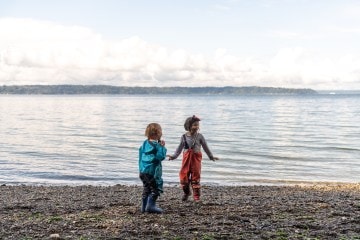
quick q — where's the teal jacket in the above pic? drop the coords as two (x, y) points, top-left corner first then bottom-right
(139, 140), (167, 192)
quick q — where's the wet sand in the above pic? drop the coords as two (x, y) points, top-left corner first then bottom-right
(0, 183), (359, 239)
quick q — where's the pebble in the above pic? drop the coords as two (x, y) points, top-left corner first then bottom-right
(49, 233), (60, 239)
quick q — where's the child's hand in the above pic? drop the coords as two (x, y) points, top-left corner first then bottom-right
(211, 157), (219, 161)
(167, 155), (174, 161)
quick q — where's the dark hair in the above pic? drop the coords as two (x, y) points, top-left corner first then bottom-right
(184, 115), (201, 131)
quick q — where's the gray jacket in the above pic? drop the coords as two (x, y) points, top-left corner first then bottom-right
(170, 133), (214, 160)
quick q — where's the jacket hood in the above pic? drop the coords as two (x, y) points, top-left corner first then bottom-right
(142, 140), (157, 154)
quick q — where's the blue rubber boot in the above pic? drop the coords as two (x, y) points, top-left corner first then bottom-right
(141, 196), (148, 213)
(145, 195), (163, 214)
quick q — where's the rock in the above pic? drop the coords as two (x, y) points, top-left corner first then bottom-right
(49, 233), (60, 239)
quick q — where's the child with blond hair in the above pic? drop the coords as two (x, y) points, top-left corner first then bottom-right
(139, 123), (167, 213)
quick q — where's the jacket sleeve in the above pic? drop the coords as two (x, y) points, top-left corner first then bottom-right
(199, 134), (214, 160)
(155, 144), (167, 161)
(170, 136), (185, 159)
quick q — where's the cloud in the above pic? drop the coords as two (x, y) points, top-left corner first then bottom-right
(341, 3), (360, 20)
(268, 30), (324, 41)
(0, 18), (360, 90)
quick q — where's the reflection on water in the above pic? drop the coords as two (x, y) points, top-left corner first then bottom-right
(0, 94), (359, 186)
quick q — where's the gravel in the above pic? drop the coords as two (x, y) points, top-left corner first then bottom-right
(1, 183), (359, 239)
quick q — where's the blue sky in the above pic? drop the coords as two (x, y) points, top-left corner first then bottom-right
(1, 0), (360, 90)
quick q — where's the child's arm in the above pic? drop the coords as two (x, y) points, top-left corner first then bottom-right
(200, 134), (219, 161)
(167, 135), (185, 160)
(155, 144), (167, 161)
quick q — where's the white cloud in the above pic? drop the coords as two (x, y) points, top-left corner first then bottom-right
(330, 27), (360, 34)
(268, 30), (324, 40)
(1, 18), (360, 90)
(341, 3), (360, 20)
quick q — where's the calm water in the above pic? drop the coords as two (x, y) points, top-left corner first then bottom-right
(0, 94), (359, 186)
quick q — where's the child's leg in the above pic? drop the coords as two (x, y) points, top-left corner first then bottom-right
(139, 173), (151, 213)
(191, 182), (201, 201)
(140, 173), (163, 213)
(190, 153), (202, 201)
(179, 151), (192, 201)
(180, 178), (191, 201)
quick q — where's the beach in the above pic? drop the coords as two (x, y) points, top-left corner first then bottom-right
(1, 184), (359, 239)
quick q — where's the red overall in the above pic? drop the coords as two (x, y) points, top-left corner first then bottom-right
(179, 149), (202, 189)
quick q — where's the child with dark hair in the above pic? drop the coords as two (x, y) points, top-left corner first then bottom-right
(168, 115), (219, 201)
(139, 123), (167, 213)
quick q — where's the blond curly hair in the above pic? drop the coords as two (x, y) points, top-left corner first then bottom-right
(145, 123), (162, 139)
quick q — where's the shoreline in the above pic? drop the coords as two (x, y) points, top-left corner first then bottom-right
(2, 179), (358, 187)
(1, 183), (359, 239)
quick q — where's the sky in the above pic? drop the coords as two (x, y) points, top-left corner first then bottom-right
(1, 0), (360, 90)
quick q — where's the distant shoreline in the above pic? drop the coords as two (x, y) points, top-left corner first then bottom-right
(0, 85), (318, 95)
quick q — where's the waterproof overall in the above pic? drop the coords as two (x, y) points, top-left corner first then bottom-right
(179, 134), (202, 200)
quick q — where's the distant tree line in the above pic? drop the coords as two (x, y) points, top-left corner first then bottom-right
(0, 85), (318, 95)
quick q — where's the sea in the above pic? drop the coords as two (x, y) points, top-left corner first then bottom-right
(0, 94), (359, 186)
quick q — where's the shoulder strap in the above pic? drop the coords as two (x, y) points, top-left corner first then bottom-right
(190, 133), (199, 149)
(183, 133), (198, 149)
(183, 134), (189, 149)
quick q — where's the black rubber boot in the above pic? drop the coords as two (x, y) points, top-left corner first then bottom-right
(141, 196), (148, 213)
(145, 195), (163, 214)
